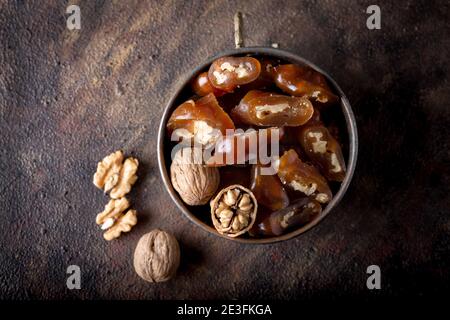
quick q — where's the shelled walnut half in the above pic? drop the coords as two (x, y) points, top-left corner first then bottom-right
(93, 150), (139, 199)
(96, 197), (137, 241)
(210, 185), (258, 238)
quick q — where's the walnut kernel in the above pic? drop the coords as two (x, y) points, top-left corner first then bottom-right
(93, 151), (139, 199)
(96, 198), (137, 241)
(109, 157), (139, 199)
(93, 150), (123, 192)
(103, 209), (137, 241)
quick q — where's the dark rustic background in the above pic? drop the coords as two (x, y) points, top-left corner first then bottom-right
(0, 0), (448, 300)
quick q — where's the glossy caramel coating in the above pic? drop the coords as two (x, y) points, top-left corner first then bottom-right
(231, 90), (314, 127)
(206, 127), (284, 166)
(251, 198), (322, 237)
(274, 64), (338, 104)
(208, 56), (261, 92)
(297, 125), (346, 181)
(251, 163), (289, 211)
(277, 149), (332, 204)
(167, 93), (235, 146)
(192, 72), (226, 97)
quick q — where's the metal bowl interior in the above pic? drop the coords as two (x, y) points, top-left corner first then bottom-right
(157, 47), (358, 244)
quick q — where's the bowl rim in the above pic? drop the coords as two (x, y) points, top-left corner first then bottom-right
(157, 46), (358, 244)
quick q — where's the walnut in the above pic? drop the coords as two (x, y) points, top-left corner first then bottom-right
(170, 148), (220, 206)
(93, 150), (123, 192)
(210, 184), (258, 237)
(93, 150), (139, 199)
(133, 229), (180, 283)
(96, 198), (137, 241)
(103, 209), (137, 241)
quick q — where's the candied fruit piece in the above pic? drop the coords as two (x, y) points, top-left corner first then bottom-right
(206, 127), (284, 167)
(277, 149), (332, 203)
(274, 64), (338, 104)
(231, 90), (313, 127)
(250, 163), (289, 211)
(208, 56), (261, 92)
(167, 93), (235, 146)
(297, 125), (346, 181)
(251, 198), (322, 236)
(192, 72), (226, 97)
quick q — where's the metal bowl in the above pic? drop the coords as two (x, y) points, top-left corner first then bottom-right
(157, 47), (358, 244)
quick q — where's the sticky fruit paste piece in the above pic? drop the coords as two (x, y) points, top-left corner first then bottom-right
(273, 64), (338, 104)
(277, 149), (332, 204)
(208, 56), (261, 92)
(231, 90), (314, 127)
(167, 93), (235, 147)
(191, 71), (227, 97)
(251, 197), (322, 237)
(297, 125), (346, 182)
(250, 163), (289, 211)
(206, 127), (284, 167)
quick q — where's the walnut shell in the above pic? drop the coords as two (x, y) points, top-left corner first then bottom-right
(133, 229), (180, 283)
(210, 184), (258, 238)
(170, 148), (220, 206)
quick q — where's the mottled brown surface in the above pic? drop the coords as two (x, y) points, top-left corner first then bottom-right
(0, 0), (449, 300)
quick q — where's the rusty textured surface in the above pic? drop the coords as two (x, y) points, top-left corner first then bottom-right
(0, 0), (449, 300)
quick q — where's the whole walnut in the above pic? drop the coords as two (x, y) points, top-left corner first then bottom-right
(170, 148), (220, 206)
(133, 229), (180, 283)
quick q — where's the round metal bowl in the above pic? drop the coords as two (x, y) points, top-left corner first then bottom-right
(157, 47), (358, 244)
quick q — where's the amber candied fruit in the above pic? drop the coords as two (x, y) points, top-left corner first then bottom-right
(206, 127), (284, 166)
(277, 149), (332, 204)
(251, 197), (322, 237)
(250, 163), (289, 211)
(191, 72), (226, 97)
(231, 90), (314, 127)
(167, 93), (235, 146)
(208, 56), (261, 92)
(297, 125), (346, 181)
(274, 64), (338, 104)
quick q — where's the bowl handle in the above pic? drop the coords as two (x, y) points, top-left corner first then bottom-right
(234, 12), (244, 49)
